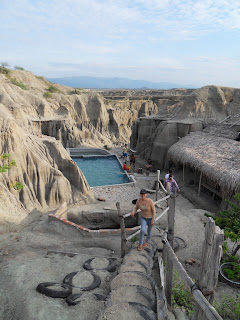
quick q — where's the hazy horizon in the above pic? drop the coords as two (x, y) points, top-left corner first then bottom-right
(1, 0), (240, 88)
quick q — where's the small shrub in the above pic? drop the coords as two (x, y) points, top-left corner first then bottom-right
(0, 66), (11, 75)
(43, 91), (52, 99)
(14, 66), (24, 70)
(9, 78), (28, 90)
(0, 154), (24, 191)
(214, 294), (240, 320)
(0, 154), (16, 172)
(130, 235), (139, 243)
(104, 145), (111, 150)
(9, 181), (24, 191)
(223, 263), (240, 281)
(48, 85), (59, 93)
(172, 270), (195, 316)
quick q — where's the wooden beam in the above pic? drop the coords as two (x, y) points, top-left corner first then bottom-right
(157, 254), (168, 320)
(165, 193), (176, 308)
(116, 202), (127, 258)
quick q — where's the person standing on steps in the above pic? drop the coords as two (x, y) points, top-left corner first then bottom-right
(145, 158), (152, 181)
(166, 174), (180, 194)
(131, 189), (156, 251)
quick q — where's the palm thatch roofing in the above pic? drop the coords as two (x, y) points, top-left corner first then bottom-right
(168, 131), (240, 194)
(203, 123), (239, 140)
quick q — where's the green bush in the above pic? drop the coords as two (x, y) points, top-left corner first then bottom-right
(0, 66), (11, 75)
(205, 193), (240, 258)
(14, 66), (24, 70)
(130, 235), (139, 243)
(48, 85), (59, 93)
(43, 91), (52, 99)
(0, 154), (24, 191)
(9, 78), (28, 90)
(214, 294), (240, 319)
(172, 270), (195, 316)
(9, 181), (24, 191)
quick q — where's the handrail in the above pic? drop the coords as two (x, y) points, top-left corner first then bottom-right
(162, 233), (223, 320)
(123, 195), (170, 219)
(125, 207), (169, 241)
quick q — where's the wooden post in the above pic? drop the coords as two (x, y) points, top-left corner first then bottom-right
(165, 185), (176, 309)
(198, 172), (203, 196)
(157, 253), (168, 320)
(156, 170), (160, 201)
(116, 202), (127, 258)
(193, 218), (224, 320)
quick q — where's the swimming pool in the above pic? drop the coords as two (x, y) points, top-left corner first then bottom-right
(73, 155), (130, 187)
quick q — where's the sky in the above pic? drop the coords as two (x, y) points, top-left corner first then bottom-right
(1, 0), (240, 88)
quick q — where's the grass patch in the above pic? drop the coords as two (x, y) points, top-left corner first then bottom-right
(130, 234), (139, 243)
(43, 91), (52, 99)
(214, 294), (240, 320)
(47, 85), (60, 93)
(9, 78), (28, 90)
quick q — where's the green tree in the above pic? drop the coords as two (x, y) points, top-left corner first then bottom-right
(208, 193), (240, 257)
(14, 66), (24, 70)
(1, 61), (9, 68)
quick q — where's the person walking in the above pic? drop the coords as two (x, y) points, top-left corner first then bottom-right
(166, 174), (180, 194)
(131, 189), (156, 251)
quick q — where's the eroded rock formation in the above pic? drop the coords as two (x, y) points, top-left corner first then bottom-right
(0, 70), (159, 230)
(130, 86), (240, 169)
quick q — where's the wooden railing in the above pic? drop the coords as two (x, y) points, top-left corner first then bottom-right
(118, 169), (224, 320)
(160, 193), (224, 320)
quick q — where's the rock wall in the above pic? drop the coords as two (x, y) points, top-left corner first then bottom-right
(131, 119), (203, 170)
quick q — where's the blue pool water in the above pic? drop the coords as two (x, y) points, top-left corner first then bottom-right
(73, 155), (129, 187)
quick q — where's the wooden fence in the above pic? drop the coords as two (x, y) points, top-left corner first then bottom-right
(119, 170), (224, 320)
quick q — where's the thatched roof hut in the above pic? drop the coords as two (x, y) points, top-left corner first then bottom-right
(203, 123), (239, 140)
(168, 131), (240, 195)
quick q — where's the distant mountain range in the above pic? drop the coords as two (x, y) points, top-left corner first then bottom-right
(47, 76), (191, 89)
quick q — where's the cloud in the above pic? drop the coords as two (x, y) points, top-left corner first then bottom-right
(2, 0), (240, 41)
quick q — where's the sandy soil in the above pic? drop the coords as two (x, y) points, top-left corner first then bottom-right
(0, 167), (238, 320)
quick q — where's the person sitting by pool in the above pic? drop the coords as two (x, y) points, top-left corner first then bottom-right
(123, 161), (129, 171)
(131, 189), (156, 251)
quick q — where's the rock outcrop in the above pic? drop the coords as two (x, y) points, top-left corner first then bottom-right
(130, 86), (240, 170)
(0, 69), (158, 230)
(0, 117), (93, 232)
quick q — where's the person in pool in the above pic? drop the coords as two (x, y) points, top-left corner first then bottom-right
(131, 189), (156, 251)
